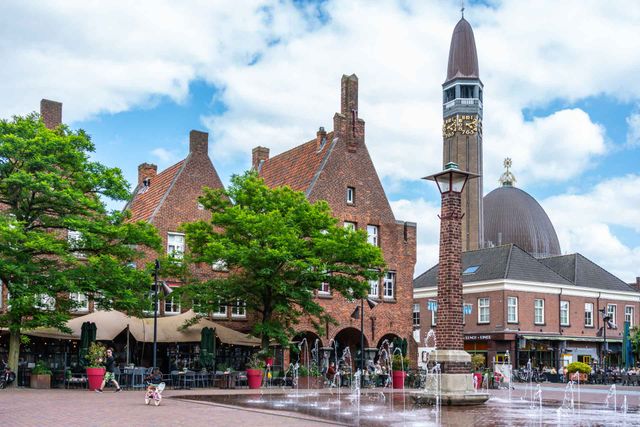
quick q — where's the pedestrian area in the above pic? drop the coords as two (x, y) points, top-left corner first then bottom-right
(0, 388), (337, 427)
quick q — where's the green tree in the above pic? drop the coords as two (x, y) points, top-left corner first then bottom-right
(0, 113), (161, 374)
(179, 171), (385, 350)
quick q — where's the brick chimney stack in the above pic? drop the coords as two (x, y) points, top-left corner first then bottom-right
(252, 146), (270, 171)
(632, 277), (640, 292)
(316, 127), (327, 150)
(334, 74), (364, 153)
(189, 130), (208, 156)
(40, 99), (62, 129)
(138, 163), (157, 186)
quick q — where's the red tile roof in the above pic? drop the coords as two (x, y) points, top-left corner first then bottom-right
(259, 132), (334, 193)
(126, 160), (185, 222)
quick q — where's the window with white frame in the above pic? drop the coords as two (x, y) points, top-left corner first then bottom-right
(534, 299), (545, 324)
(231, 299), (246, 318)
(607, 304), (617, 325)
(507, 297), (518, 323)
(344, 221), (356, 231)
(319, 281), (330, 295)
(38, 294), (55, 311)
(212, 259), (228, 271)
(368, 278), (379, 298)
(560, 300), (570, 326)
(478, 297), (490, 323)
(346, 187), (355, 204)
(147, 290), (159, 313)
(367, 225), (379, 246)
(213, 300), (227, 318)
(167, 232), (185, 258)
(192, 299), (206, 315)
(164, 296), (181, 315)
(383, 271), (395, 299)
(584, 303), (594, 327)
(412, 303), (420, 327)
(625, 306), (634, 327)
(70, 292), (89, 312)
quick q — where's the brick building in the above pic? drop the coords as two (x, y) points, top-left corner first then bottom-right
(253, 74), (417, 359)
(123, 130), (258, 328)
(413, 244), (640, 370)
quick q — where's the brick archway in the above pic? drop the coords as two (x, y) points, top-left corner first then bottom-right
(334, 327), (368, 369)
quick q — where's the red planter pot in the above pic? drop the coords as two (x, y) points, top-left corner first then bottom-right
(86, 367), (105, 391)
(392, 370), (406, 389)
(473, 373), (483, 389)
(246, 369), (263, 389)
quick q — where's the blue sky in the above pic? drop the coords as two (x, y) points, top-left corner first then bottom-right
(1, 0), (639, 281)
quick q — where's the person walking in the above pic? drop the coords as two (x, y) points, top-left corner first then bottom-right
(95, 348), (122, 393)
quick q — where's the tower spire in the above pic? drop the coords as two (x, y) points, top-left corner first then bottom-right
(461, 0), (465, 18)
(499, 158), (517, 187)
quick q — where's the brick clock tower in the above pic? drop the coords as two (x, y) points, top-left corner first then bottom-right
(442, 16), (484, 252)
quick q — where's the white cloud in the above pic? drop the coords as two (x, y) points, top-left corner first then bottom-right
(544, 174), (640, 281)
(1, 0), (640, 281)
(151, 147), (180, 165)
(627, 109), (640, 147)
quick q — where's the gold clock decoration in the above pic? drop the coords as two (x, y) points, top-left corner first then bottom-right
(442, 114), (480, 138)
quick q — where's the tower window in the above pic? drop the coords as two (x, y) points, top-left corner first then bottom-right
(444, 87), (455, 103)
(347, 187), (355, 204)
(460, 85), (474, 98)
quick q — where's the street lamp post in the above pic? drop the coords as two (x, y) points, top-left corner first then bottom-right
(152, 259), (172, 370)
(599, 308), (614, 383)
(351, 297), (378, 376)
(420, 162), (488, 404)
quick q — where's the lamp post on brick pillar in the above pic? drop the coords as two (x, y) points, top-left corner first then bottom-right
(421, 162), (488, 405)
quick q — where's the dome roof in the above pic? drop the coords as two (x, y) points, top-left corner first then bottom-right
(446, 18), (480, 83)
(483, 186), (561, 258)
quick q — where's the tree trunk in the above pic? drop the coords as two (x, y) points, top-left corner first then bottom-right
(8, 329), (20, 387)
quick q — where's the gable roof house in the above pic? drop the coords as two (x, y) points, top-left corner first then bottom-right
(252, 74), (417, 355)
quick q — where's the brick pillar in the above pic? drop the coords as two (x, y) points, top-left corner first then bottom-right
(334, 74), (364, 153)
(437, 190), (467, 373)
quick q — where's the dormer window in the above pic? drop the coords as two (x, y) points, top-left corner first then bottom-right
(347, 187), (355, 204)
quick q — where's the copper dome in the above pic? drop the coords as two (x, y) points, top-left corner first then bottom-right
(483, 186), (561, 258)
(445, 18), (480, 83)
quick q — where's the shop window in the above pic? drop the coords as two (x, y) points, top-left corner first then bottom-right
(578, 355), (592, 365)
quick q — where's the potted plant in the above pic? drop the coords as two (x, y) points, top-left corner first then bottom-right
(246, 354), (264, 389)
(85, 342), (106, 391)
(391, 354), (410, 389)
(471, 354), (486, 389)
(297, 364), (322, 389)
(259, 349), (275, 367)
(566, 361), (591, 383)
(30, 361), (52, 389)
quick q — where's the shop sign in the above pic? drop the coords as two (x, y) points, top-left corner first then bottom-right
(464, 335), (491, 341)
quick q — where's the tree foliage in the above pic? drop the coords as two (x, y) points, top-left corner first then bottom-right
(0, 113), (161, 370)
(179, 171), (385, 349)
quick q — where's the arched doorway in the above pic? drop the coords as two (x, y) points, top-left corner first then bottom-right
(334, 327), (369, 370)
(291, 331), (322, 366)
(376, 333), (402, 366)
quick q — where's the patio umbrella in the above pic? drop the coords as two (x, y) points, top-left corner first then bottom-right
(200, 327), (215, 369)
(79, 322), (90, 367)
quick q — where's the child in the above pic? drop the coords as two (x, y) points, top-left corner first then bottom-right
(144, 368), (164, 404)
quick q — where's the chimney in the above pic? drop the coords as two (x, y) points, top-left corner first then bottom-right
(252, 146), (270, 171)
(340, 74), (358, 115)
(189, 130), (208, 155)
(40, 99), (62, 129)
(316, 127), (327, 150)
(138, 163), (157, 186)
(632, 277), (640, 292)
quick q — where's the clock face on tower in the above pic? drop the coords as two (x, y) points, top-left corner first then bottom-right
(442, 114), (481, 138)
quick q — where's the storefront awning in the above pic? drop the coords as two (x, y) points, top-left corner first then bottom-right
(19, 310), (261, 347)
(521, 334), (622, 343)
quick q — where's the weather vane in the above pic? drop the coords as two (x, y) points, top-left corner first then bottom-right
(461, 0), (465, 18)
